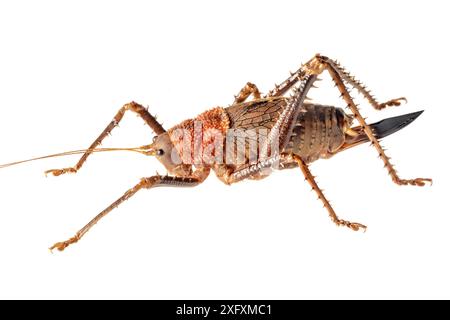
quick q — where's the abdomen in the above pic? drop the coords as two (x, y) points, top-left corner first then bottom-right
(286, 104), (347, 162)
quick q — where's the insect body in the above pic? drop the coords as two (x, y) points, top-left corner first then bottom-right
(226, 99), (353, 165)
(1, 54), (432, 251)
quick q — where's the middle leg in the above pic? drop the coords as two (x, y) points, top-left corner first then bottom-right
(233, 82), (262, 104)
(213, 154), (365, 231)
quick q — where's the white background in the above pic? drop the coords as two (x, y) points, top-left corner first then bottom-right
(0, 0), (448, 299)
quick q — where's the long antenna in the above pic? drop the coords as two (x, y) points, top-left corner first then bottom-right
(0, 146), (153, 170)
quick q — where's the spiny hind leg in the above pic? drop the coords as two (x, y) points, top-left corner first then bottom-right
(293, 155), (366, 231)
(266, 65), (310, 97)
(266, 53), (405, 105)
(233, 82), (262, 104)
(308, 54), (407, 110)
(45, 101), (165, 177)
(236, 64), (308, 99)
(303, 54), (431, 186)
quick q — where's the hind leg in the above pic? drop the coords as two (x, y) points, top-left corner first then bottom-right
(303, 54), (431, 186)
(316, 55), (407, 110)
(267, 54), (406, 110)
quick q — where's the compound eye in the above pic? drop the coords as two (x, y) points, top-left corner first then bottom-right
(156, 149), (164, 156)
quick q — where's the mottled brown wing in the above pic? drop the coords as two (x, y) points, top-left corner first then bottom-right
(225, 97), (288, 131)
(224, 97), (289, 168)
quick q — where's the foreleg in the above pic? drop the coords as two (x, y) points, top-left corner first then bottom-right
(45, 101), (165, 176)
(50, 168), (209, 251)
